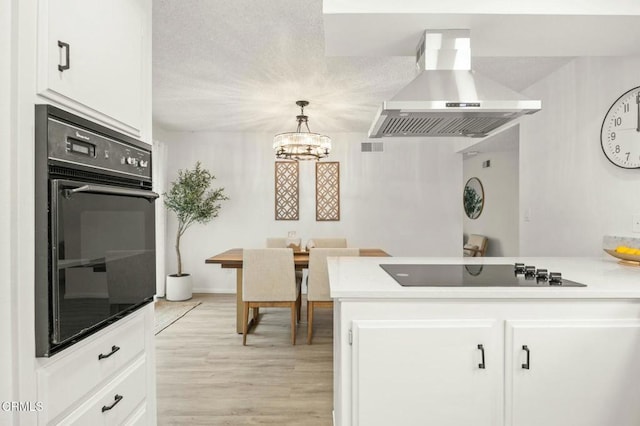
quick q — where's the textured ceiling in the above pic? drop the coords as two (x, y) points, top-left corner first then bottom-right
(152, 1), (573, 133)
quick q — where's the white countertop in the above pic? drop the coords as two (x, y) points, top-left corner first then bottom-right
(328, 256), (640, 299)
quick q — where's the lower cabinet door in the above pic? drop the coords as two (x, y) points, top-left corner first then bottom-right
(506, 319), (640, 426)
(351, 319), (500, 426)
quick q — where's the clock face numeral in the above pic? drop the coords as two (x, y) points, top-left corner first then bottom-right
(600, 86), (640, 169)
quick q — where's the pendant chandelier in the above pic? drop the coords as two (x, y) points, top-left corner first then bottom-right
(273, 100), (331, 160)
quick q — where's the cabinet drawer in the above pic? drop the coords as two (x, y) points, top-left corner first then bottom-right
(123, 405), (148, 426)
(38, 312), (145, 422)
(56, 358), (147, 426)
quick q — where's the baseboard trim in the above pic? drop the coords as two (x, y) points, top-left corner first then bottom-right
(191, 288), (310, 295)
(192, 288), (235, 294)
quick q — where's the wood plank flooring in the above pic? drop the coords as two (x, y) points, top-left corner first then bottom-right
(155, 294), (334, 425)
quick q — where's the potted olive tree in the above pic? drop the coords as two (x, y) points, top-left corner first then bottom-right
(164, 162), (228, 301)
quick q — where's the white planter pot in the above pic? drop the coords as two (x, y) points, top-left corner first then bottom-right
(166, 274), (192, 301)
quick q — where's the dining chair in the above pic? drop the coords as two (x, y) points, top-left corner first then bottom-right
(266, 238), (303, 279)
(266, 237), (287, 248)
(307, 247), (359, 344)
(242, 248), (302, 345)
(307, 238), (347, 249)
(266, 237), (301, 249)
(463, 234), (488, 257)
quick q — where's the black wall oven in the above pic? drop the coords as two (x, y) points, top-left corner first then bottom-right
(35, 105), (157, 357)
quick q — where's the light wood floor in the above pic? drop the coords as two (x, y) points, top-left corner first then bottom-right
(155, 293), (334, 425)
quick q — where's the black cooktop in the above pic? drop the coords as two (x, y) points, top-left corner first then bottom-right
(380, 264), (587, 287)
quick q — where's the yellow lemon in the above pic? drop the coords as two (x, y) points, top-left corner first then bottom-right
(615, 245), (629, 253)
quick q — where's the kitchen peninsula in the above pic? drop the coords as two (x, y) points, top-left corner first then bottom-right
(329, 256), (640, 426)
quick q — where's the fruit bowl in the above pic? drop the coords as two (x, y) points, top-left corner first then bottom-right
(603, 248), (640, 266)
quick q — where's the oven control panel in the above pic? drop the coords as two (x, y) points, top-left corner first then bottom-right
(47, 118), (151, 180)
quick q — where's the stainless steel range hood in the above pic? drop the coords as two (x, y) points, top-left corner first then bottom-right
(368, 30), (541, 138)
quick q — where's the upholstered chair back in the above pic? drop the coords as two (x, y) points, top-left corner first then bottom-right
(308, 248), (359, 302)
(243, 249), (297, 301)
(464, 234), (488, 257)
(308, 238), (347, 249)
(267, 237), (301, 250)
(266, 238), (287, 248)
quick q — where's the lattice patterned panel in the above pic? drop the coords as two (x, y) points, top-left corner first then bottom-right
(316, 161), (340, 221)
(275, 161), (299, 220)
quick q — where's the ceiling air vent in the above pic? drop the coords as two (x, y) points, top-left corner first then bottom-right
(361, 142), (384, 152)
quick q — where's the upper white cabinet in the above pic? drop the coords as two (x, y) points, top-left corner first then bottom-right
(37, 0), (147, 137)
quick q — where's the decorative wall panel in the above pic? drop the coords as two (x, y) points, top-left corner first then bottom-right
(275, 161), (299, 220)
(316, 161), (340, 221)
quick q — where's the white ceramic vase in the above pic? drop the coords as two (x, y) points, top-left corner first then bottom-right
(166, 274), (192, 301)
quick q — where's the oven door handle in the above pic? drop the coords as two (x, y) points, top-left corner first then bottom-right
(64, 184), (159, 200)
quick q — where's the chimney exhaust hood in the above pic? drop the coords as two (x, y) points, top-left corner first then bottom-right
(368, 30), (541, 138)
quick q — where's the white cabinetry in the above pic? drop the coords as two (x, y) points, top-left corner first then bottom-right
(352, 319), (500, 426)
(56, 359), (147, 426)
(335, 300), (640, 426)
(37, 0), (148, 137)
(36, 304), (156, 425)
(506, 320), (640, 426)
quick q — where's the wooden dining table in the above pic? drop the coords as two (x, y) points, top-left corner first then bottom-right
(205, 248), (390, 333)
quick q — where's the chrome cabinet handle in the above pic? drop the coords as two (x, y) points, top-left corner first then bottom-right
(522, 345), (530, 370)
(58, 41), (70, 72)
(477, 344), (486, 369)
(64, 184), (159, 200)
(98, 345), (120, 360)
(101, 394), (123, 412)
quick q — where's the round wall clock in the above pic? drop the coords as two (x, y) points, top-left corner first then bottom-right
(600, 86), (640, 169)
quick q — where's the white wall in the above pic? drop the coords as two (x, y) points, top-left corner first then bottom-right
(519, 56), (640, 256)
(0, 0), (15, 417)
(152, 126), (170, 296)
(463, 130), (519, 256)
(159, 131), (463, 292)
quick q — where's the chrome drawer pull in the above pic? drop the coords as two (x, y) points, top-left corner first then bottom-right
(98, 345), (120, 360)
(101, 394), (123, 412)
